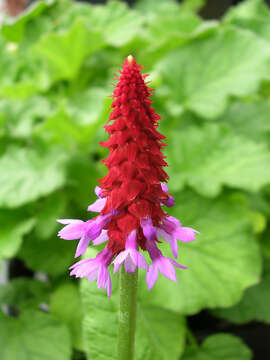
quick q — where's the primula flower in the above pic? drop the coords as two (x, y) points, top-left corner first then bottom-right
(57, 55), (199, 296)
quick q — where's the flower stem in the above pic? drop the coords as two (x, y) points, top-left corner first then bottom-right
(118, 267), (138, 360)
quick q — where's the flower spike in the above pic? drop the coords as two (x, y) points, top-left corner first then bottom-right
(57, 56), (198, 296)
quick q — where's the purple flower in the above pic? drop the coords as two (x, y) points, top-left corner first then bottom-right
(158, 216), (199, 258)
(113, 230), (148, 273)
(146, 240), (187, 290)
(141, 217), (157, 241)
(161, 183), (175, 208)
(57, 214), (111, 258)
(70, 246), (113, 296)
(87, 197), (106, 212)
(57, 219), (92, 258)
(84, 214), (111, 241)
(93, 230), (109, 246)
(95, 186), (104, 198)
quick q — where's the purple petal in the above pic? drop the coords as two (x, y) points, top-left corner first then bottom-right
(57, 219), (82, 225)
(175, 227), (199, 242)
(171, 259), (188, 270)
(58, 220), (86, 240)
(158, 258), (177, 282)
(141, 217), (157, 241)
(169, 237), (178, 259)
(135, 252), (148, 271)
(86, 214), (111, 240)
(95, 186), (103, 198)
(113, 261), (122, 274)
(163, 196), (175, 208)
(125, 230), (137, 249)
(93, 230), (108, 245)
(161, 183), (168, 192)
(157, 228), (171, 242)
(146, 264), (159, 290)
(97, 266), (111, 297)
(75, 234), (90, 258)
(87, 198), (106, 212)
(124, 255), (137, 273)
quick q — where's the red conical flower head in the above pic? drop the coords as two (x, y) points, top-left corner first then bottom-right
(57, 56), (198, 296)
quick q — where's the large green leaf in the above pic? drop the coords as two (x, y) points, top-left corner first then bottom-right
(0, 209), (35, 259)
(19, 235), (76, 276)
(224, 0), (270, 42)
(87, 1), (143, 47)
(35, 19), (104, 81)
(0, 146), (67, 207)
(34, 192), (67, 240)
(81, 257), (186, 360)
(213, 259), (270, 324)
(139, 191), (261, 315)
(158, 26), (270, 118)
(182, 334), (252, 360)
(0, 310), (71, 360)
(0, 96), (51, 139)
(1, 0), (55, 42)
(166, 124), (270, 196)
(50, 283), (84, 350)
(0, 278), (49, 309)
(216, 99), (270, 144)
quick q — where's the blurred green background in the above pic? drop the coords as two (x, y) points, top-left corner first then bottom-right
(0, 0), (270, 359)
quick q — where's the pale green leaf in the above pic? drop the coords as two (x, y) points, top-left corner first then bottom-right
(0, 310), (71, 360)
(35, 19), (104, 81)
(213, 259), (270, 324)
(0, 96), (51, 139)
(88, 1), (143, 46)
(19, 235), (76, 276)
(224, 0), (270, 42)
(158, 26), (270, 118)
(0, 146), (67, 207)
(50, 283), (84, 351)
(0, 209), (35, 259)
(139, 191), (261, 314)
(216, 99), (270, 144)
(182, 333), (252, 360)
(0, 278), (49, 309)
(1, 0), (55, 42)
(166, 124), (270, 196)
(34, 192), (66, 240)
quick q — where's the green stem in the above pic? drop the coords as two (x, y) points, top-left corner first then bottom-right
(118, 267), (138, 360)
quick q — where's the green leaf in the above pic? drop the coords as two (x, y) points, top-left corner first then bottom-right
(35, 19), (104, 81)
(181, 0), (206, 12)
(34, 192), (67, 240)
(0, 310), (71, 360)
(135, 0), (180, 17)
(182, 333), (252, 360)
(224, 0), (270, 42)
(158, 26), (270, 118)
(166, 124), (270, 196)
(0, 278), (49, 309)
(19, 235), (76, 276)
(0, 96), (51, 139)
(50, 283), (84, 351)
(0, 209), (35, 259)
(0, 146), (67, 207)
(213, 259), (270, 324)
(1, 0), (55, 42)
(87, 1), (143, 46)
(216, 99), (270, 144)
(139, 191), (261, 315)
(81, 259), (186, 360)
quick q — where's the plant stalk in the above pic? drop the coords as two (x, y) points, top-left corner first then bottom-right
(117, 267), (138, 360)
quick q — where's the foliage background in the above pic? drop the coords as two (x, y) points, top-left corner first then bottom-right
(0, 0), (270, 359)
